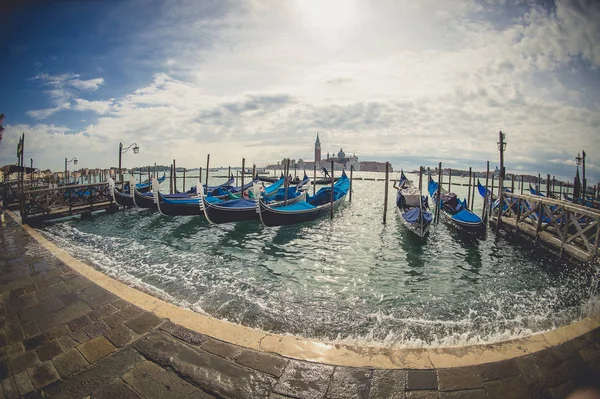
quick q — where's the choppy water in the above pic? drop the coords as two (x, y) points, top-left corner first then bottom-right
(38, 171), (600, 348)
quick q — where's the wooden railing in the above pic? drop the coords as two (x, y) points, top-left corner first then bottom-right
(493, 192), (600, 262)
(19, 182), (114, 224)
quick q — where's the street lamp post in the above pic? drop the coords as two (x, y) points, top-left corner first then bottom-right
(65, 157), (78, 185)
(575, 153), (582, 203)
(118, 142), (140, 187)
(495, 131), (507, 236)
(30, 158), (33, 183)
(582, 150), (586, 200)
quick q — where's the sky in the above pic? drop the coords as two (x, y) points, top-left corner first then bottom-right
(0, 0), (599, 183)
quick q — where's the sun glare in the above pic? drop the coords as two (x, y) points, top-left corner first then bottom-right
(298, 0), (357, 31)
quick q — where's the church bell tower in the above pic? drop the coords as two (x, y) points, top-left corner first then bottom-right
(315, 133), (321, 162)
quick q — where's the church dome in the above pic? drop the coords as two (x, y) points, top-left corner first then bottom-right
(337, 148), (345, 158)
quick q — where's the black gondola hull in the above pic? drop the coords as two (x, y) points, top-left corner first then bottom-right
(259, 197), (345, 226)
(205, 206), (258, 224)
(159, 200), (201, 216)
(114, 189), (134, 207)
(441, 210), (486, 233)
(133, 190), (157, 209)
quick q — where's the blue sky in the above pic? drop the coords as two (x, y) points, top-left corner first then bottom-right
(0, 0), (599, 183)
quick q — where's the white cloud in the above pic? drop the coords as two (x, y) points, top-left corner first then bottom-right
(28, 73), (105, 119)
(8, 0), (600, 182)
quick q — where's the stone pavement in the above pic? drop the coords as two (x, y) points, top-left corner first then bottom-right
(1, 216), (599, 399)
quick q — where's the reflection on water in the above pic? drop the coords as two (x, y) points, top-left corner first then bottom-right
(38, 174), (600, 348)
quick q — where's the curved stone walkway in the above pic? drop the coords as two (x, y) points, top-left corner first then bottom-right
(0, 215), (599, 398)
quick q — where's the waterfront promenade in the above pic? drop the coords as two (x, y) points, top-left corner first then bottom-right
(1, 215), (600, 398)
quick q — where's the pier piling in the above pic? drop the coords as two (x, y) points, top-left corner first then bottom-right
(241, 158), (245, 194)
(313, 165), (317, 195)
(436, 162), (442, 223)
(467, 167), (472, 210)
(205, 155), (210, 190)
(349, 165), (353, 202)
(382, 162), (389, 224)
(330, 160), (335, 220)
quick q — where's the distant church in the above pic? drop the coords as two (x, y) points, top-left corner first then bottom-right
(283, 133), (388, 172)
(313, 133), (360, 171)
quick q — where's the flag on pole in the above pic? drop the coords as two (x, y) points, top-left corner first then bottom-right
(573, 167), (581, 202)
(17, 136), (22, 158)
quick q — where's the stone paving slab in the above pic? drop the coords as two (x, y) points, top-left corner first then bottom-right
(1, 216), (600, 398)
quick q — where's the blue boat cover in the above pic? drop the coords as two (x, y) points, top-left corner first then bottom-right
(213, 198), (256, 208)
(428, 177), (439, 198)
(274, 202), (317, 212)
(295, 173), (310, 190)
(263, 178), (285, 195)
(451, 209), (482, 224)
(477, 180), (489, 199)
(398, 170), (408, 188)
(402, 207), (433, 224)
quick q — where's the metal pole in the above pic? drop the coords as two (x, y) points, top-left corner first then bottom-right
(582, 151), (586, 199)
(30, 158), (33, 183)
(64, 157), (67, 185)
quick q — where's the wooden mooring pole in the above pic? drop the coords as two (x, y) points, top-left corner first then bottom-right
(483, 161), (489, 221)
(169, 164), (173, 194)
(241, 158), (245, 193)
(284, 159), (290, 205)
(205, 155), (210, 190)
(183, 168), (186, 192)
(448, 168), (452, 192)
(173, 159), (177, 193)
(436, 162), (442, 223)
(349, 165), (353, 202)
(313, 164), (317, 195)
(546, 174), (551, 197)
(330, 160), (335, 220)
(383, 162), (390, 224)
(520, 175), (524, 195)
(467, 167), (472, 209)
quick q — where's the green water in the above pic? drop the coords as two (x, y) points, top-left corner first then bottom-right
(39, 171), (600, 347)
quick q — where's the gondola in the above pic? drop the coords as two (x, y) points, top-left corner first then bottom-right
(198, 174), (309, 224)
(395, 170), (432, 238)
(256, 171), (350, 227)
(123, 174), (166, 194)
(109, 178), (135, 207)
(429, 176), (485, 232)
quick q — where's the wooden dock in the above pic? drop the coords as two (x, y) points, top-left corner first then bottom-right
(19, 182), (117, 225)
(490, 191), (600, 262)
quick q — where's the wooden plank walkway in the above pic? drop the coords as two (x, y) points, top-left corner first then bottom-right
(490, 191), (600, 262)
(19, 183), (116, 225)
